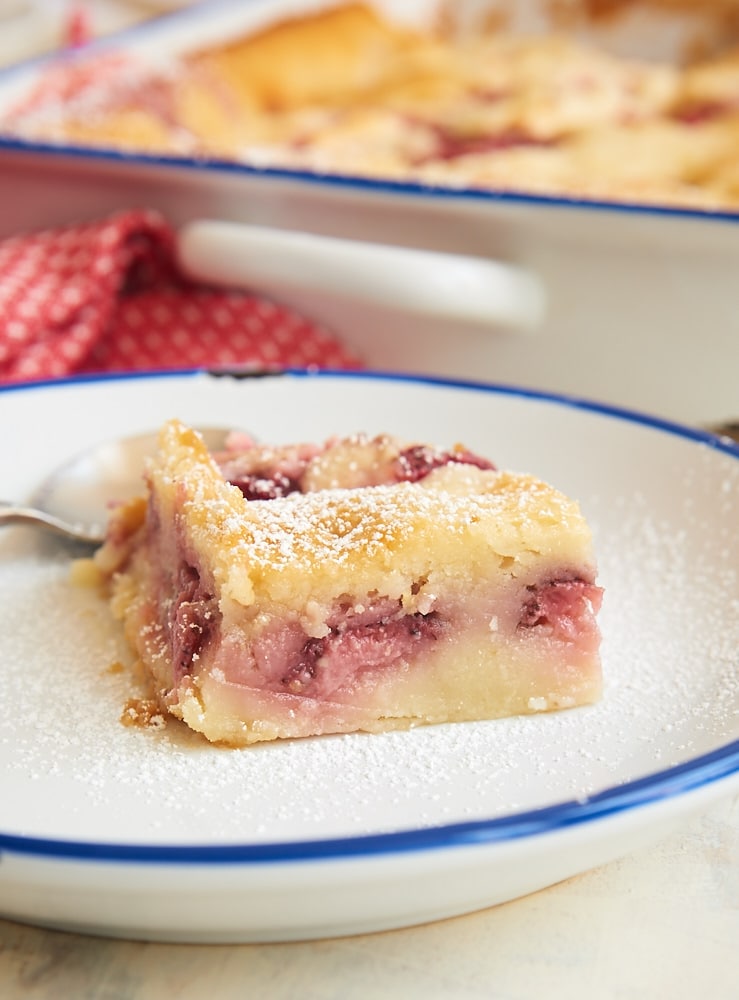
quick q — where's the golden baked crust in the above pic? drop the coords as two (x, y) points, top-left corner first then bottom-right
(188, 3), (427, 112)
(148, 421), (593, 612)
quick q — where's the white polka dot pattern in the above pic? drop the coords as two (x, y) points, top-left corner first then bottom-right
(0, 209), (362, 382)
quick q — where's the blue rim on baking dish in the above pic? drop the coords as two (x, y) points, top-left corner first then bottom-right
(0, 367), (737, 866)
(2, 0), (739, 226)
(3, 134), (739, 226)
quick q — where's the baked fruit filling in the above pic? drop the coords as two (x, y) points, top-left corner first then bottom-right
(95, 421), (603, 746)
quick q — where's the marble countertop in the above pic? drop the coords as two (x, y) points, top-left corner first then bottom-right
(2, 794), (737, 1000)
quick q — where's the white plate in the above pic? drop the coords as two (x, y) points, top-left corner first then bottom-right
(0, 370), (737, 943)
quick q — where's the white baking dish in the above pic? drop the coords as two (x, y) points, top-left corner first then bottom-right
(0, 0), (737, 427)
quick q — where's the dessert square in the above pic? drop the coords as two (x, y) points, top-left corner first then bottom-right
(94, 420), (603, 745)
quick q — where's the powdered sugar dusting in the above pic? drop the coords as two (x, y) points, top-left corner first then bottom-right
(206, 478), (565, 569)
(172, 423), (579, 585)
(1, 449), (737, 847)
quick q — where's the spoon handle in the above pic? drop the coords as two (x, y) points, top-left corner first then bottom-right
(0, 500), (101, 545)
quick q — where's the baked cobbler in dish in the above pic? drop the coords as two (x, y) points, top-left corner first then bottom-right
(5, 3), (739, 208)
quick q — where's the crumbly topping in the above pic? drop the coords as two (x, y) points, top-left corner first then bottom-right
(144, 420), (593, 609)
(120, 697), (167, 730)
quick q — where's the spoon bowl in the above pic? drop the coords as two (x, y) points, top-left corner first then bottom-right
(0, 427), (234, 545)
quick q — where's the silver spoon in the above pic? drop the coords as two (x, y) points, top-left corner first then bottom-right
(0, 427), (234, 546)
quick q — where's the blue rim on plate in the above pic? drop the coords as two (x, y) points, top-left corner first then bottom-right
(1, 368), (737, 866)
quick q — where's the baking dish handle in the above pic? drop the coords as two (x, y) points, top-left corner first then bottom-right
(176, 221), (545, 332)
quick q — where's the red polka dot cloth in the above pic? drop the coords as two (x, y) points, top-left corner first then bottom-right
(0, 209), (362, 383)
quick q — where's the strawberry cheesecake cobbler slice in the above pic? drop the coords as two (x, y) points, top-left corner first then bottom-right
(94, 420), (603, 746)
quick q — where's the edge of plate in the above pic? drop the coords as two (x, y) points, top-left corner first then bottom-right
(1, 367), (738, 457)
(1, 367), (738, 865)
(0, 739), (737, 863)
